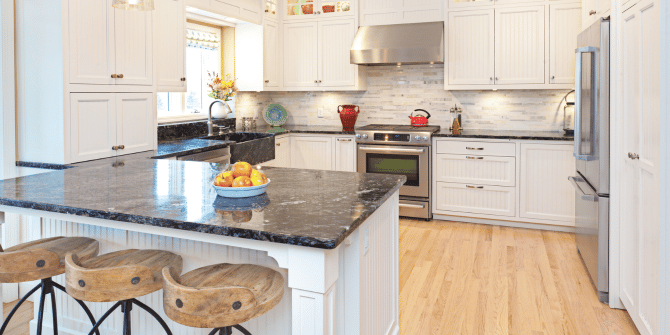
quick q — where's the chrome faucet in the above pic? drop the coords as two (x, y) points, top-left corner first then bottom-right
(208, 100), (224, 136)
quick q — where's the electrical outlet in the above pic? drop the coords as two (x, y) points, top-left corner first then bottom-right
(317, 108), (324, 118)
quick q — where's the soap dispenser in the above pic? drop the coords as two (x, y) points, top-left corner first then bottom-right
(450, 105), (463, 136)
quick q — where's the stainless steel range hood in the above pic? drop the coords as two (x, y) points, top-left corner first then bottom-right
(350, 22), (444, 66)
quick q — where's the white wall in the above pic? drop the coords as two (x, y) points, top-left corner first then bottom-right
(0, 0), (16, 180)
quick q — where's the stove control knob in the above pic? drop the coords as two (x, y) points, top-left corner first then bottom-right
(415, 135), (420, 140)
(355, 134), (361, 139)
(423, 136), (429, 141)
(362, 134), (368, 139)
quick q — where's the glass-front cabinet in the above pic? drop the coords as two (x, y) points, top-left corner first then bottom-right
(284, 0), (354, 20)
(265, 0), (278, 17)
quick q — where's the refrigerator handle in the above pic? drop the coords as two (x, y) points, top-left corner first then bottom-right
(569, 176), (599, 202)
(574, 46), (599, 161)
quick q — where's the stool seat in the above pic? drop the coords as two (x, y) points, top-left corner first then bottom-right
(163, 263), (284, 329)
(0, 236), (99, 283)
(65, 249), (183, 303)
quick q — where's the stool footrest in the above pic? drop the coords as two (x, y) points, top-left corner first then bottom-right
(210, 324), (253, 335)
(86, 298), (173, 335)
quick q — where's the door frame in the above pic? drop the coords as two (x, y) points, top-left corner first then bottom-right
(659, 0), (670, 333)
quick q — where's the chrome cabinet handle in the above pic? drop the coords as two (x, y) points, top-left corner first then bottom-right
(358, 146), (425, 154)
(399, 203), (425, 209)
(466, 156), (484, 160)
(466, 147), (484, 150)
(628, 152), (639, 160)
(112, 146), (119, 151)
(589, 10), (596, 15)
(574, 46), (599, 161)
(466, 185), (484, 189)
(337, 138), (352, 142)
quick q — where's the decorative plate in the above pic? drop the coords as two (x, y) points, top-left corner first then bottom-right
(263, 104), (288, 127)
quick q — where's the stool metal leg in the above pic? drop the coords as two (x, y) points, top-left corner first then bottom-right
(52, 281), (101, 335)
(121, 300), (132, 335)
(35, 281), (48, 335)
(131, 298), (173, 335)
(0, 282), (41, 334)
(87, 301), (123, 335)
(232, 325), (252, 335)
(208, 325), (252, 335)
(46, 279), (59, 335)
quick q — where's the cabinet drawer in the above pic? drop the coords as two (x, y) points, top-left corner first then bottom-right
(435, 182), (516, 217)
(435, 154), (516, 186)
(436, 140), (516, 156)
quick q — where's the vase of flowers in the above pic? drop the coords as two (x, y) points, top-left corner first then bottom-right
(207, 72), (237, 119)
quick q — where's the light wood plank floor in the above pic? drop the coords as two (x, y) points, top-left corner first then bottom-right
(399, 218), (639, 335)
(0, 219), (639, 335)
(2, 300), (32, 335)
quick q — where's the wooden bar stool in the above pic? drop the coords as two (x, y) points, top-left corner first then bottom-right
(64, 249), (183, 335)
(162, 263), (284, 335)
(0, 236), (100, 335)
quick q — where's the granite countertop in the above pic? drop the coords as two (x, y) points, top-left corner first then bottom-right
(0, 160), (405, 249)
(433, 129), (574, 141)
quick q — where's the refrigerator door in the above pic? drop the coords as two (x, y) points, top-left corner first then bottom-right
(570, 175), (609, 303)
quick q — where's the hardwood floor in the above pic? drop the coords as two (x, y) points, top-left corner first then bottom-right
(2, 300), (32, 335)
(399, 218), (639, 335)
(0, 219), (639, 335)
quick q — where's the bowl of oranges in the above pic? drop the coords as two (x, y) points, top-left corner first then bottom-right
(212, 161), (270, 198)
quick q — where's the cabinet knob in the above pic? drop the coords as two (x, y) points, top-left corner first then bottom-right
(111, 74), (117, 79)
(551, 75), (555, 80)
(117, 74), (124, 79)
(318, 80), (322, 83)
(628, 152), (639, 160)
(490, 77), (493, 80)
(315, 80), (318, 83)
(589, 10), (596, 15)
(277, 143), (281, 146)
(112, 146), (119, 151)
(181, 78), (186, 82)
(265, 80), (270, 83)
(118, 145), (125, 150)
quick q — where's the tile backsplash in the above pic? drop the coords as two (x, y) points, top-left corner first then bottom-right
(235, 64), (573, 132)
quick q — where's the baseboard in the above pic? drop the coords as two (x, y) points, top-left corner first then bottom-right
(433, 214), (576, 233)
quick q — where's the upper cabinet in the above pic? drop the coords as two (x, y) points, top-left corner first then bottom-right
(445, 2), (581, 90)
(69, 0), (153, 86)
(583, 0), (611, 28)
(155, 0), (186, 92)
(236, 18), (283, 91)
(360, 0), (443, 26)
(283, 0), (355, 20)
(186, 0), (263, 24)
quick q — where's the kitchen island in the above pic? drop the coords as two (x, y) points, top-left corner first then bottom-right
(0, 159), (404, 335)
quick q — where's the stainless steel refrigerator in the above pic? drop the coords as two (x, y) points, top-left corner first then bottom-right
(570, 18), (610, 304)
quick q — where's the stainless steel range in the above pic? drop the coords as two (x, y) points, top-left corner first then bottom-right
(355, 124), (441, 219)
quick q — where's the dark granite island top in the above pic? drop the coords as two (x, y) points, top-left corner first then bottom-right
(0, 159), (405, 249)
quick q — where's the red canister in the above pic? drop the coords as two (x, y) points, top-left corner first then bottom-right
(338, 105), (360, 130)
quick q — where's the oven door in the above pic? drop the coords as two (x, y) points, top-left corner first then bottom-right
(357, 144), (430, 198)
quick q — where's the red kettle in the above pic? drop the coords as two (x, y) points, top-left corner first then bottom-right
(409, 109), (431, 127)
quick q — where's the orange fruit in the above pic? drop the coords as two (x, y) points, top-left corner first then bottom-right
(214, 174), (233, 187)
(250, 173), (268, 186)
(232, 162), (253, 178)
(232, 176), (253, 188)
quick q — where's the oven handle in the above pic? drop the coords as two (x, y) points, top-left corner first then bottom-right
(399, 203), (426, 209)
(358, 146), (426, 154)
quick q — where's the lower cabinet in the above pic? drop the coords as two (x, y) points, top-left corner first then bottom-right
(334, 137), (356, 172)
(262, 134), (357, 172)
(433, 139), (576, 228)
(70, 93), (155, 163)
(290, 135), (334, 170)
(264, 135), (290, 167)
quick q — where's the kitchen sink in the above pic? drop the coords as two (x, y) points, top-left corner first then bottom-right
(200, 132), (275, 165)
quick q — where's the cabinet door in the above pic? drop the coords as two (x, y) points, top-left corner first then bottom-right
(319, 0), (355, 18)
(68, 0), (115, 85)
(434, 154), (516, 187)
(156, 0), (186, 91)
(495, 6), (545, 85)
(519, 143), (575, 223)
(318, 18), (357, 87)
(264, 20), (280, 88)
(114, 7), (153, 86)
(290, 136), (333, 170)
(70, 93), (117, 162)
(283, 22), (318, 87)
(550, 4), (581, 84)
(116, 93), (155, 155)
(274, 136), (290, 167)
(435, 182), (516, 217)
(448, 10), (495, 85)
(334, 137), (356, 172)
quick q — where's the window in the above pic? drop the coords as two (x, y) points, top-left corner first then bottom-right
(158, 23), (230, 122)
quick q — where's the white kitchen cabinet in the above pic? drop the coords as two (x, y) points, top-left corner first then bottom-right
(236, 18), (282, 91)
(494, 6), (545, 85)
(318, 18), (356, 87)
(186, 0), (263, 24)
(70, 93), (154, 162)
(283, 21), (318, 88)
(550, 3), (582, 84)
(265, 135), (290, 167)
(519, 143), (575, 223)
(69, 93), (118, 162)
(334, 136), (356, 172)
(283, 0), (355, 21)
(360, 0), (442, 26)
(116, 93), (155, 155)
(447, 9), (495, 86)
(68, 0), (153, 86)
(290, 136), (334, 170)
(620, 0), (660, 333)
(435, 182), (516, 217)
(434, 154), (516, 187)
(155, 0), (186, 92)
